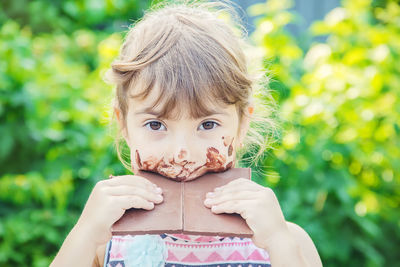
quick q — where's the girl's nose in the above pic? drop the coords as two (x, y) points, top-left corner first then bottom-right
(173, 148), (189, 164)
(168, 132), (191, 163)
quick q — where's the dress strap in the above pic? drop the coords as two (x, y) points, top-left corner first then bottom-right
(103, 240), (112, 267)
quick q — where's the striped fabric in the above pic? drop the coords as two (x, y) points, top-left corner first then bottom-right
(104, 234), (271, 267)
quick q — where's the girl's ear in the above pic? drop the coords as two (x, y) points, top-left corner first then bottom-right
(114, 106), (130, 146)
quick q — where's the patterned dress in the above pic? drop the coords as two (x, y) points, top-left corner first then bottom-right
(104, 234), (271, 267)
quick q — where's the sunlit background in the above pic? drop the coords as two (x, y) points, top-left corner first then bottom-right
(0, 0), (399, 266)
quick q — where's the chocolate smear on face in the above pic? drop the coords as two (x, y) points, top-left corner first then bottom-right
(205, 147), (226, 169)
(204, 147), (228, 173)
(178, 149), (187, 160)
(137, 145), (233, 181)
(222, 136), (234, 157)
(138, 153), (197, 181)
(228, 137), (234, 157)
(226, 161), (233, 169)
(223, 136), (233, 147)
(142, 155), (163, 170)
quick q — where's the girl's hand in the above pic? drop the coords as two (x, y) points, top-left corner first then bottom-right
(203, 178), (288, 249)
(76, 175), (164, 246)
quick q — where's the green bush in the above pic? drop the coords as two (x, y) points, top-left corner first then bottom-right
(0, 19), (127, 266)
(0, 0), (153, 264)
(250, 0), (400, 265)
(0, 0), (151, 34)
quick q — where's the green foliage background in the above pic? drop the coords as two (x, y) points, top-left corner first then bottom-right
(0, 0), (399, 266)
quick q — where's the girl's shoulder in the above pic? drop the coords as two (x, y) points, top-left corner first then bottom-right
(104, 234), (271, 267)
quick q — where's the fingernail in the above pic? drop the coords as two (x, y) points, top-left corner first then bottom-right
(214, 187), (221, 191)
(206, 192), (215, 198)
(204, 198), (212, 205)
(154, 187), (162, 193)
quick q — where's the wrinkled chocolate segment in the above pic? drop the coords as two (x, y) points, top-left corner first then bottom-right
(111, 168), (253, 237)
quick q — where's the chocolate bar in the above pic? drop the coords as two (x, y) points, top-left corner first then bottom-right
(111, 168), (253, 237)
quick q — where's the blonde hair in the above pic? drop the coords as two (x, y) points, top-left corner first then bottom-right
(105, 0), (279, 171)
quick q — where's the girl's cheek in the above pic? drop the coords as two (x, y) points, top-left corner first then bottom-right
(200, 135), (236, 172)
(131, 149), (142, 174)
(132, 149), (163, 171)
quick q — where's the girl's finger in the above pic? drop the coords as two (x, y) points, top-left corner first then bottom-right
(104, 175), (160, 192)
(210, 199), (256, 219)
(215, 178), (262, 192)
(212, 182), (262, 197)
(115, 195), (155, 211)
(204, 190), (261, 208)
(105, 185), (163, 204)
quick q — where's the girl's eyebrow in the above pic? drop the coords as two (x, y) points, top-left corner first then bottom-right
(134, 107), (229, 118)
(134, 108), (162, 117)
(134, 106), (167, 118)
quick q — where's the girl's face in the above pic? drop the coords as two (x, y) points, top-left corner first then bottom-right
(120, 87), (247, 181)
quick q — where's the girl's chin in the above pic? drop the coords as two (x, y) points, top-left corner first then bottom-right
(136, 166), (207, 182)
(138, 164), (233, 182)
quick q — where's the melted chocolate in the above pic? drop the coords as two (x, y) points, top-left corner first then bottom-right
(228, 138), (234, 157)
(223, 136), (232, 147)
(177, 149), (187, 160)
(135, 150), (142, 169)
(135, 150), (197, 181)
(135, 144), (234, 181)
(205, 147), (226, 170)
(222, 136), (234, 157)
(226, 161), (233, 169)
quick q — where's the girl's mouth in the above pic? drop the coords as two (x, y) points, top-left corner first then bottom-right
(135, 147), (234, 181)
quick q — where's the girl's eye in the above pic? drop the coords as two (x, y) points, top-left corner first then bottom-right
(145, 121), (166, 131)
(199, 121), (219, 130)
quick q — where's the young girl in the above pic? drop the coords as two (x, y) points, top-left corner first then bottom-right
(51, 1), (322, 266)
